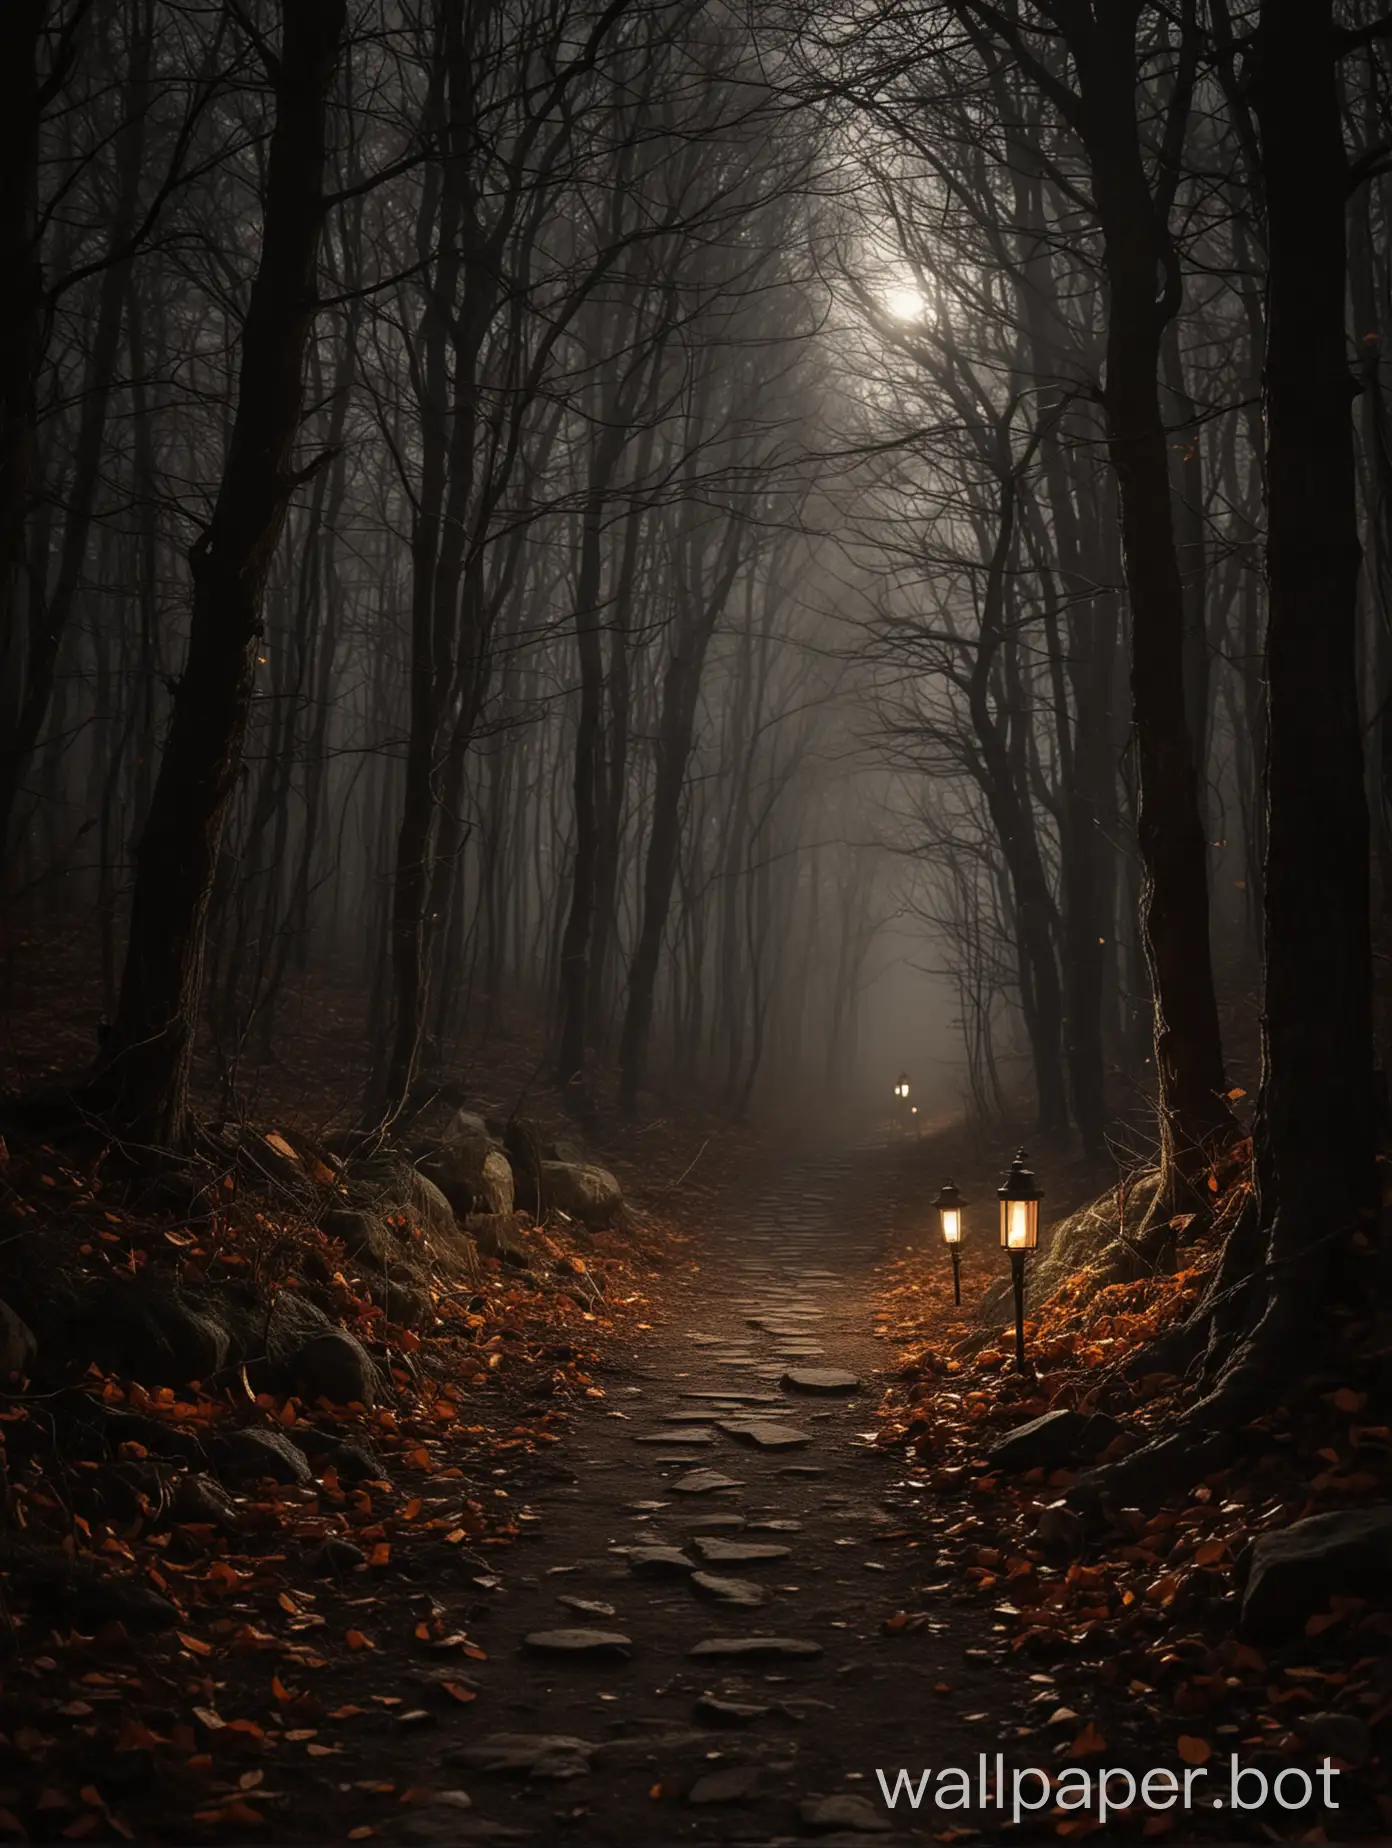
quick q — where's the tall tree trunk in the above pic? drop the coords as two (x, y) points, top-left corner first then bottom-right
(0, 1), (50, 881)
(556, 488), (610, 1089)
(1252, 0), (1374, 1291)
(94, 0), (346, 1148)
(0, 0), (151, 861)
(1073, 9), (1237, 1180)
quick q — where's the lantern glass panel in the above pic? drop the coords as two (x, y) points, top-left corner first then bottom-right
(1001, 1198), (1036, 1249)
(941, 1206), (962, 1245)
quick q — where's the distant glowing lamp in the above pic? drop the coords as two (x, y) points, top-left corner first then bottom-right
(933, 1180), (966, 1305)
(998, 1148), (1043, 1371)
(894, 1072), (911, 1101)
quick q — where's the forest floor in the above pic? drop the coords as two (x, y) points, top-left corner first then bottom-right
(0, 1107), (1385, 1844)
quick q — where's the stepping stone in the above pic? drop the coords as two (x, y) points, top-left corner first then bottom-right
(681, 1391), (782, 1405)
(693, 1537), (793, 1566)
(671, 1470), (743, 1494)
(799, 1793), (893, 1833)
(686, 1512), (747, 1534)
(694, 1695), (770, 1727)
(689, 1766), (759, 1805)
(634, 1430), (713, 1445)
(747, 1518), (802, 1533)
(453, 1734), (598, 1778)
(718, 1420), (814, 1450)
(557, 1596), (617, 1618)
(779, 1464), (825, 1477)
(626, 1546), (697, 1579)
(781, 1368), (860, 1394)
(651, 1454), (717, 1464)
(773, 1348), (825, 1361)
(748, 1321), (823, 1336)
(691, 1571), (765, 1608)
(523, 1629), (631, 1659)
(629, 1500), (669, 1512)
(689, 1636), (822, 1661)
(664, 1410), (728, 1424)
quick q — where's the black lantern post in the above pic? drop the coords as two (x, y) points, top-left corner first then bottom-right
(998, 1148), (1043, 1371)
(933, 1180), (966, 1304)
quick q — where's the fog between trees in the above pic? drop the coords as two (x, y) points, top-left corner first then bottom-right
(2, 0), (1387, 1304)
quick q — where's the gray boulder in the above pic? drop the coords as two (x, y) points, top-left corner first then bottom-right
(0, 1300), (36, 1378)
(988, 1408), (1126, 1472)
(213, 1427), (312, 1487)
(320, 1439), (387, 1485)
(374, 1278), (435, 1329)
(324, 1206), (399, 1270)
(1240, 1507), (1392, 1643)
(416, 1111), (503, 1215)
(479, 1149), (515, 1216)
(350, 1157), (457, 1241)
(89, 1279), (231, 1387)
(542, 1161), (624, 1229)
(468, 1213), (533, 1267)
(171, 1473), (241, 1531)
(290, 1329), (379, 1407)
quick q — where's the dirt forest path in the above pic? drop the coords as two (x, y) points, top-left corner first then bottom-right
(357, 1134), (1015, 1847)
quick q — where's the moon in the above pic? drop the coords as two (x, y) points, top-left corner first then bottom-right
(884, 283), (926, 321)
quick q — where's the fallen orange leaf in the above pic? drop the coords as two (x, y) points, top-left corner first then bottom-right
(1069, 1722), (1106, 1757)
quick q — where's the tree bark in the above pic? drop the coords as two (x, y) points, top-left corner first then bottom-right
(0, 1), (151, 863)
(1252, 0), (1375, 1285)
(1069, 6), (1237, 1179)
(0, 1), (50, 876)
(94, 0), (346, 1148)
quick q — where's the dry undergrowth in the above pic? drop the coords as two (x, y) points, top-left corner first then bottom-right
(870, 1168), (1392, 1841)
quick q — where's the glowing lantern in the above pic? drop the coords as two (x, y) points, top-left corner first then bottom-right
(998, 1148), (1043, 1370)
(933, 1180), (966, 1305)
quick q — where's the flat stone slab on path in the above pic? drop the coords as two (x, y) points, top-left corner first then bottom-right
(689, 1635), (822, 1660)
(800, 1793), (894, 1833)
(717, 1419), (814, 1449)
(693, 1695), (770, 1726)
(452, 1734), (598, 1778)
(689, 1765), (760, 1805)
(686, 1512), (747, 1533)
(781, 1367), (861, 1393)
(671, 1470), (743, 1494)
(693, 1536), (794, 1566)
(556, 1596), (617, 1618)
(633, 1430), (713, 1445)
(680, 1391), (783, 1405)
(690, 1570), (765, 1607)
(522, 1629), (631, 1659)
(624, 1546), (697, 1579)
